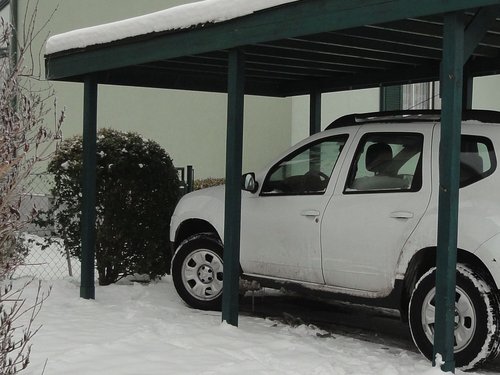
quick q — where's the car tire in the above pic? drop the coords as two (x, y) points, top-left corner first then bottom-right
(172, 234), (224, 311)
(408, 264), (500, 370)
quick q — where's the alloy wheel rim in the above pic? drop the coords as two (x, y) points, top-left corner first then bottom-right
(421, 286), (477, 352)
(181, 249), (223, 301)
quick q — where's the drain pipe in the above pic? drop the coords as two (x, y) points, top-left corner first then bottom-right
(10, 0), (18, 67)
(9, 0), (18, 114)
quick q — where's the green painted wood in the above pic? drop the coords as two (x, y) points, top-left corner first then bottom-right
(434, 12), (465, 373)
(221, 48), (245, 327)
(86, 54), (499, 97)
(380, 86), (402, 111)
(80, 76), (98, 300)
(294, 32), (443, 60)
(84, 65), (283, 97)
(255, 39), (415, 68)
(284, 62), (441, 96)
(45, 0), (500, 81)
(463, 67), (473, 110)
(310, 91), (322, 135)
(463, 5), (500, 62)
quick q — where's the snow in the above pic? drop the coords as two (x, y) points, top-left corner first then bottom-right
(5, 275), (486, 375)
(45, 0), (298, 55)
(4, 241), (494, 374)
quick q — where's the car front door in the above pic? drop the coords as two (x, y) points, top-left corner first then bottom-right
(240, 133), (352, 283)
(321, 126), (433, 293)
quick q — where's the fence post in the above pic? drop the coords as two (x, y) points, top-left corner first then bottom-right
(186, 165), (194, 193)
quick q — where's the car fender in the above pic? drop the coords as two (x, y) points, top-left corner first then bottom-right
(397, 189), (500, 281)
(170, 186), (226, 243)
(473, 233), (500, 288)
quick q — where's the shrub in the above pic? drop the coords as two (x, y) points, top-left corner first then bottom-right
(194, 177), (225, 190)
(40, 129), (182, 285)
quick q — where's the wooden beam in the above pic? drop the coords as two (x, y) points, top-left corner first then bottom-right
(221, 48), (245, 326)
(434, 12), (465, 373)
(80, 76), (98, 300)
(463, 5), (500, 62)
(283, 62), (441, 96)
(45, 0), (500, 81)
(64, 66), (285, 97)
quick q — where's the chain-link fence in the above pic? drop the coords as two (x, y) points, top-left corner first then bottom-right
(12, 172), (81, 280)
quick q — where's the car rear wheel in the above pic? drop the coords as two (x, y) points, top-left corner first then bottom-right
(172, 235), (224, 310)
(408, 264), (500, 370)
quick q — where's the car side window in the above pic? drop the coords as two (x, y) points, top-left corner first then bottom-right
(261, 135), (348, 195)
(460, 135), (496, 188)
(345, 133), (423, 193)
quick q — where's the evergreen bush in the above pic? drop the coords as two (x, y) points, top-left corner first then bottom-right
(40, 129), (181, 285)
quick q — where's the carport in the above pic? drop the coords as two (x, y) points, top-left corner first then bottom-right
(44, 0), (500, 371)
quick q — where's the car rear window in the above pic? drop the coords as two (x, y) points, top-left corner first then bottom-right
(460, 135), (496, 188)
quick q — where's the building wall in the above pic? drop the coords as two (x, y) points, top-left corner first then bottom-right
(19, 0), (293, 179)
(473, 75), (500, 111)
(291, 89), (379, 144)
(17, 0), (500, 179)
(0, 6), (9, 21)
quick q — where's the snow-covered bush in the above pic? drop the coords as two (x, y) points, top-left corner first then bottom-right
(39, 129), (182, 285)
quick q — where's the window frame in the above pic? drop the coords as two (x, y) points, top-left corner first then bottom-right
(460, 135), (497, 188)
(343, 132), (425, 195)
(260, 134), (349, 197)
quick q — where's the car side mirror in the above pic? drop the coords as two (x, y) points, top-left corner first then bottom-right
(242, 172), (259, 193)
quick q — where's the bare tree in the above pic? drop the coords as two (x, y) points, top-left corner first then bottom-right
(0, 280), (50, 374)
(0, 5), (63, 276)
(0, 1), (63, 372)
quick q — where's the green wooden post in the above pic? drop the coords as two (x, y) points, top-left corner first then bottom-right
(222, 49), (245, 326)
(434, 12), (464, 373)
(310, 91), (321, 135)
(462, 67), (473, 110)
(80, 76), (98, 299)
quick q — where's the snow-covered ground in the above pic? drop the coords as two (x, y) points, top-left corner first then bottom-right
(9, 275), (485, 375)
(4, 238), (496, 374)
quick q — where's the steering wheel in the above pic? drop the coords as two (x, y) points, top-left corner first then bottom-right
(305, 170), (329, 181)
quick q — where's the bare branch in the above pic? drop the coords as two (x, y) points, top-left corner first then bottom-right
(1, 4), (63, 373)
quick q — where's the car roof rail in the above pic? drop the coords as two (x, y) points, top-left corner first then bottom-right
(325, 109), (500, 130)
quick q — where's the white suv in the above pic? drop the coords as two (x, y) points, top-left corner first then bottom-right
(169, 110), (500, 369)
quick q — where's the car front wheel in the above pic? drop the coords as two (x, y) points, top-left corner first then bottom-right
(409, 264), (500, 370)
(172, 235), (224, 310)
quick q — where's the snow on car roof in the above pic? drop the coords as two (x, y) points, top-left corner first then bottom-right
(45, 0), (298, 55)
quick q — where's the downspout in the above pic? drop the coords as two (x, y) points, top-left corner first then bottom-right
(9, 0), (17, 68)
(9, 0), (18, 112)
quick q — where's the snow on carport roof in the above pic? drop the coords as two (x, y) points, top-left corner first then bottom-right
(45, 0), (298, 55)
(45, 1), (500, 97)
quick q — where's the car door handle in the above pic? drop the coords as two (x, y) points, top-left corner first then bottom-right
(390, 211), (414, 219)
(300, 210), (320, 217)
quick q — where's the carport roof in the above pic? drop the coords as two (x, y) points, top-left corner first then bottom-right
(45, 0), (500, 97)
